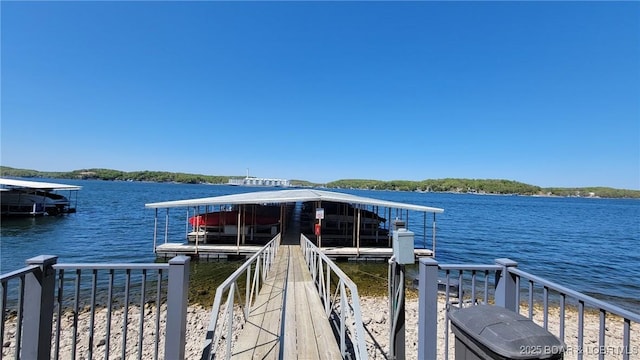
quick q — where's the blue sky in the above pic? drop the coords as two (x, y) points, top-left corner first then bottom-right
(1, 2), (639, 189)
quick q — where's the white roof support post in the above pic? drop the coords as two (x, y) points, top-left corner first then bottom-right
(356, 207), (361, 257)
(194, 207), (200, 253)
(279, 204), (284, 235)
(165, 209), (170, 245)
(153, 208), (158, 253)
(236, 207), (241, 253)
(241, 205), (246, 245)
(432, 213), (437, 258)
(388, 207), (392, 247)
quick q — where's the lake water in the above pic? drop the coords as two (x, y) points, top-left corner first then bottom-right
(1, 179), (638, 312)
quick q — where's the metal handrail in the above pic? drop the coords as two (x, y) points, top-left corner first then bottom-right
(53, 263), (169, 270)
(1, 255), (190, 360)
(508, 267), (640, 360)
(508, 267), (640, 323)
(417, 258), (640, 360)
(200, 234), (281, 360)
(0, 265), (40, 282)
(301, 235), (368, 360)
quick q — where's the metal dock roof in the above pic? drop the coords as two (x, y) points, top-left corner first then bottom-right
(145, 188), (443, 213)
(0, 178), (82, 191)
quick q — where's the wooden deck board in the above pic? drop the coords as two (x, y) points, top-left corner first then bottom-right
(290, 246), (343, 359)
(287, 246), (321, 359)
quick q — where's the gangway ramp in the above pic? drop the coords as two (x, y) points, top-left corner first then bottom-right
(231, 245), (341, 359)
(201, 234), (368, 360)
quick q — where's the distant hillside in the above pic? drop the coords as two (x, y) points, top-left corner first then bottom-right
(325, 179), (640, 198)
(0, 166), (229, 184)
(327, 178), (540, 194)
(1, 166), (638, 198)
(0, 166), (314, 188)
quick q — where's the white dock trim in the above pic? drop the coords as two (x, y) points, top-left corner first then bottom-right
(145, 188), (444, 213)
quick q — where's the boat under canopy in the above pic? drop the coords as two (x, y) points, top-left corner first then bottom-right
(0, 178), (81, 216)
(146, 189), (444, 260)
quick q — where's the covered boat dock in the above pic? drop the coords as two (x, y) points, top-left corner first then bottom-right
(145, 189), (444, 260)
(0, 178), (81, 216)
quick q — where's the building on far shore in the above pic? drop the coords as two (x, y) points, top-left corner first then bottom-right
(228, 176), (291, 187)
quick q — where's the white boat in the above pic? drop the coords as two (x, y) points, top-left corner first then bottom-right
(0, 178), (81, 216)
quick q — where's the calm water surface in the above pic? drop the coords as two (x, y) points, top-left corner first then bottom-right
(1, 180), (638, 312)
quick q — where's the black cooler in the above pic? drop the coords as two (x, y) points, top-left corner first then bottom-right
(448, 305), (565, 360)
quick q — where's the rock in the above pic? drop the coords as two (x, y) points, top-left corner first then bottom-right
(97, 339), (106, 347)
(3, 341), (10, 348)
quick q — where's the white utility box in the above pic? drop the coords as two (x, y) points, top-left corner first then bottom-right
(392, 228), (415, 265)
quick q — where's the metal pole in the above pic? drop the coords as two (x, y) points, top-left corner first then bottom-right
(319, 218), (322, 248)
(236, 207), (241, 253)
(164, 208), (169, 244)
(432, 213), (437, 257)
(394, 263), (406, 360)
(318, 201), (322, 248)
(388, 258), (394, 356)
(241, 205), (246, 245)
(280, 203), (285, 235)
(356, 208), (361, 256)
(153, 208), (158, 253)
(388, 207), (392, 247)
(388, 256), (406, 360)
(406, 209), (409, 230)
(423, 212), (427, 249)
(195, 208), (200, 254)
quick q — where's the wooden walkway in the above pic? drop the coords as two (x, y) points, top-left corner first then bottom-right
(230, 245), (342, 360)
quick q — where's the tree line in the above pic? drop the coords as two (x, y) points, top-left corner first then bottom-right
(1, 166), (638, 198)
(326, 178), (543, 194)
(325, 179), (640, 198)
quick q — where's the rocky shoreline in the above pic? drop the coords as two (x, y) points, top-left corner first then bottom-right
(3, 297), (638, 359)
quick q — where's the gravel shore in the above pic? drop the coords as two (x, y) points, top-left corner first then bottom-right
(3, 297), (638, 359)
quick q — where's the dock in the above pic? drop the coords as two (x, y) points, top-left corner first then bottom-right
(147, 189), (444, 261)
(155, 243), (265, 259)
